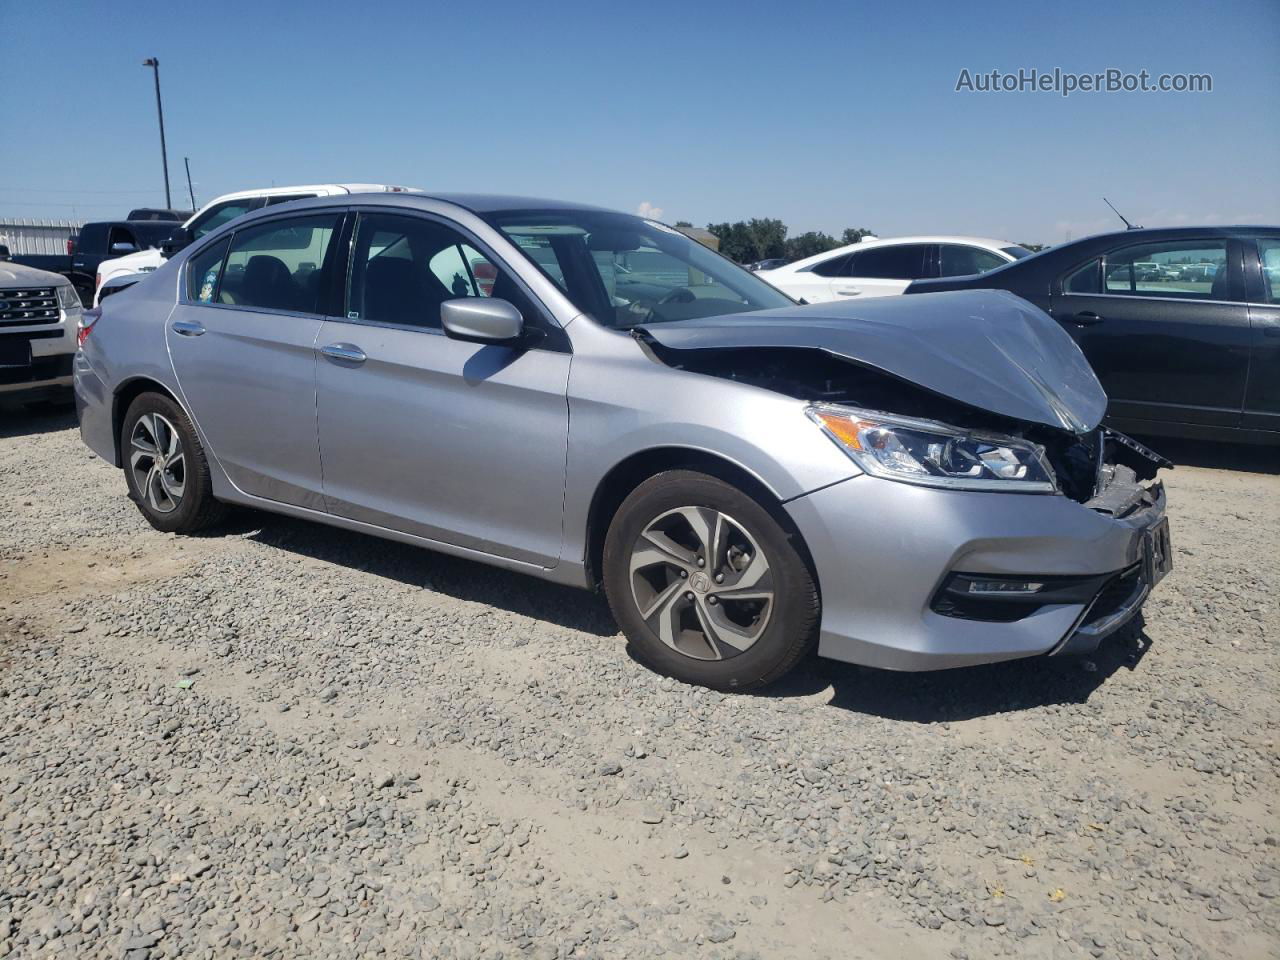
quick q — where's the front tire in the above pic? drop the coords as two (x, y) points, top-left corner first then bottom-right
(121, 392), (226, 533)
(603, 470), (819, 691)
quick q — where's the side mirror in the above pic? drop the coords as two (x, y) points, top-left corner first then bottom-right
(161, 227), (193, 258)
(440, 298), (525, 345)
(0, 244), (9, 261)
(110, 241), (139, 255)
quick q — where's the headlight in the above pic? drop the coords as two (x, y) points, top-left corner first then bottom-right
(57, 283), (82, 312)
(807, 404), (1057, 493)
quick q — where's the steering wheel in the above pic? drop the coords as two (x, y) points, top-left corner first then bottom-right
(660, 287), (696, 305)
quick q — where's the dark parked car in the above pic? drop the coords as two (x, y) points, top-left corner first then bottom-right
(746, 258), (789, 272)
(906, 226), (1280, 444)
(67, 220), (177, 305)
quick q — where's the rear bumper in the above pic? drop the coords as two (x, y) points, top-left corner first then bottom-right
(74, 352), (116, 463)
(785, 474), (1168, 671)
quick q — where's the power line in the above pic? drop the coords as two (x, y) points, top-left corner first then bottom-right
(0, 186), (166, 195)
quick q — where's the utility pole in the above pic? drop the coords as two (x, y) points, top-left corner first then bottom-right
(184, 157), (196, 210)
(142, 57), (172, 208)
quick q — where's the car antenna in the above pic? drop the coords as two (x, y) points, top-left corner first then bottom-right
(1103, 197), (1141, 230)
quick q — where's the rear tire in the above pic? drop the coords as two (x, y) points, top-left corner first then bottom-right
(121, 392), (226, 533)
(603, 470), (819, 691)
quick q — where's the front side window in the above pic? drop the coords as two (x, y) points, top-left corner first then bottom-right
(1258, 239), (1280, 304)
(346, 213), (537, 330)
(486, 211), (793, 327)
(846, 244), (930, 280)
(216, 214), (340, 313)
(939, 244), (1007, 277)
(186, 237), (231, 303)
(190, 200), (259, 240)
(1101, 240), (1230, 300)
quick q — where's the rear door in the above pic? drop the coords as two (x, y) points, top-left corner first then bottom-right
(315, 210), (571, 567)
(1052, 236), (1251, 428)
(831, 243), (931, 299)
(1243, 235), (1280, 434)
(167, 211), (344, 509)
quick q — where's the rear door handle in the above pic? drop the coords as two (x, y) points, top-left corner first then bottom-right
(171, 320), (205, 337)
(1073, 311), (1104, 326)
(320, 343), (366, 364)
(834, 287), (862, 296)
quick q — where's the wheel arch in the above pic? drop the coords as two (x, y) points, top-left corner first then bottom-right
(111, 376), (183, 468)
(583, 446), (819, 595)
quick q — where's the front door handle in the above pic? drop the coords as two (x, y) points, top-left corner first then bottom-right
(171, 320), (205, 337)
(834, 287), (862, 296)
(320, 343), (367, 364)
(1073, 311), (1104, 326)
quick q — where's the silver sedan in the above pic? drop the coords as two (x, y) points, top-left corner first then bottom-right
(74, 194), (1171, 690)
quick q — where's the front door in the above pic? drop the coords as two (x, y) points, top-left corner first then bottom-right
(167, 211), (343, 509)
(1053, 236), (1251, 428)
(315, 211), (571, 567)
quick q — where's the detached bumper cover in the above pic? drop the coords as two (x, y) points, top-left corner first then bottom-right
(786, 474), (1168, 671)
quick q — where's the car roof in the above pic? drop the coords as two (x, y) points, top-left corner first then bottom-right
(778, 234), (1021, 272)
(1058, 225), (1279, 246)
(194, 191), (627, 231)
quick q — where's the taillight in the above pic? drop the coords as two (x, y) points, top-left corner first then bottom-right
(78, 308), (101, 346)
(67, 236), (77, 256)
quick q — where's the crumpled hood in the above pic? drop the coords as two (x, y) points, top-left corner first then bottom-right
(637, 289), (1107, 433)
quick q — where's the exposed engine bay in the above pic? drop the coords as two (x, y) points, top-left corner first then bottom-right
(638, 340), (1172, 507)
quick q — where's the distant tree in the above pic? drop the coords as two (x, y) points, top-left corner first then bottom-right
(784, 231), (839, 261)
(1017, 242), (1046, 252)
(706, 218), (786, 263)
(674, 220), (693, 228)
(840, 227), (875, 245)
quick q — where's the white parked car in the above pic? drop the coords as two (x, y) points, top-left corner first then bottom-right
(0, 261), (83, 401)
(757, 235), (1033, 302)
(93, 183), (417, 304)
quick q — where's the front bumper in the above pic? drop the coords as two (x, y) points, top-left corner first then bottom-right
(785, 474), (1168, 671)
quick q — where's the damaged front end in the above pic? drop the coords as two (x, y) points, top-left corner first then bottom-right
(633, 291), (1173, 663)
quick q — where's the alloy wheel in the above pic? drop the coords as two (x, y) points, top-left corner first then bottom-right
(129, 412), (186, 515)
(628, 506), (775, 661)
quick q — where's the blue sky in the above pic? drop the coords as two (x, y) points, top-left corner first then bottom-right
(2, 0), (1277, 244)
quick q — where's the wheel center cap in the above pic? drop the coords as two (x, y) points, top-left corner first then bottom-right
(689, 571), (711, 594)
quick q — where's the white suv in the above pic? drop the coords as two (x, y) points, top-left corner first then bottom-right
(0, 260), (83, 400)
(93, 183), (417, 304)
(758, 235), (1032, 302)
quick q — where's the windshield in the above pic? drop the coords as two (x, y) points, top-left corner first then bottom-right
(484, 210), (795, 327)
(1001, 245), (1035, 259)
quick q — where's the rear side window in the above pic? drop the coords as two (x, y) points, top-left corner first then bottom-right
(939, 245), (1006, 277)
(847, 244), (930, 280)
(218, 214), (340, 313)
(808, 253), (851, 277)
(1064, 258), (1102, 294)
(186, 237), (231, 303)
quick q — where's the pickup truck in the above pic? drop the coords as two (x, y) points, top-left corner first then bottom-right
(68, 220), (177, 306)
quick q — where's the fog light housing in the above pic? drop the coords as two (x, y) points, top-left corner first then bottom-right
(964, 579), (1045, 596)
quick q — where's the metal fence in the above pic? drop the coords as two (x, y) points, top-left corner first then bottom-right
(0, 219), (82, 255)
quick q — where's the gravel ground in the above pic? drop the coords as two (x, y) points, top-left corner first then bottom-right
(1, 405), (1277, 960)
